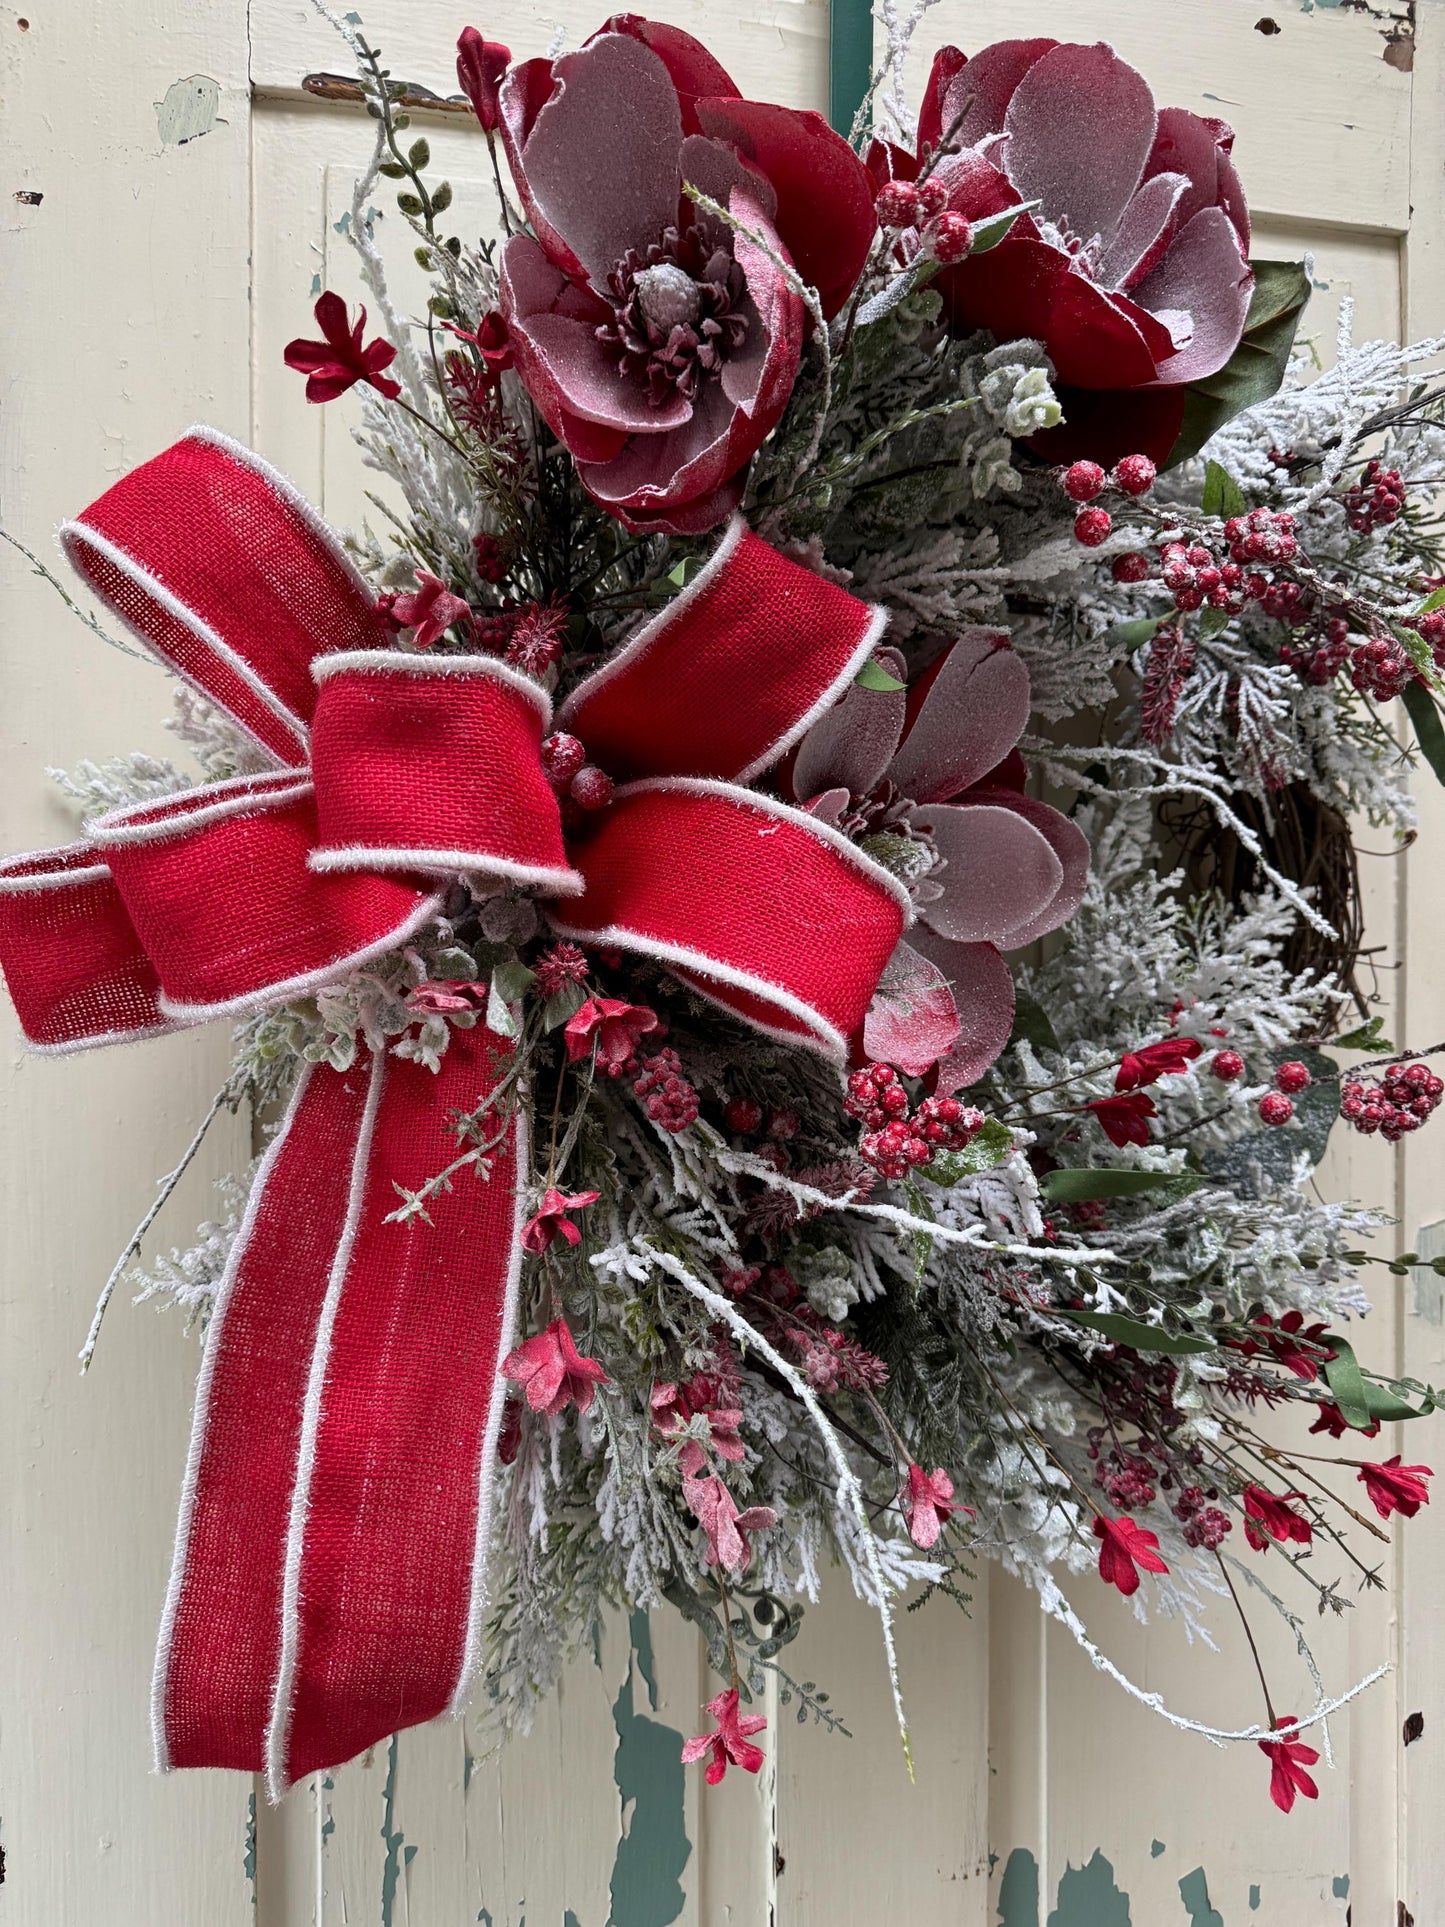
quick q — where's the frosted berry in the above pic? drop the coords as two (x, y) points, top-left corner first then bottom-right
(1074, 506), (1112, 548)
(1274, 1060), (1312, 1095)
(846, 1064), (907, 1129)
(1112, 453), (1157, 496)
(916, 176), (948, 219)
(929, 211), (973, 263)
(874, 179), (922, 229)
(1210, 1049), (1245, 1082)
(723, 1095), (763, 1135)
(768, 1107), (802, 1140)
(1258, 1091), (1295, 1127)
(1112, 551), (1151, 584)
(472, 532), (508, 583)
(540, 732), (586, 786)
(633, 1049), (700, 1133)
(1349, 634), (1414, 703)
(1062, 461), (1107, 503)
(1345, 458), (1406, 533)
(570, 764), (614, 811)
(915, 1095), (985, 1153)
(860, 1118), (931, 1179)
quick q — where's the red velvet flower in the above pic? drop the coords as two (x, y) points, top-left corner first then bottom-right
(1115, 1036), (1203, 1091)
(496, 16), (875, 532)
(790, 631), (1088, 1088)
(1084, 1090), (1157, 1149)
(1309, 1400), (1378, 1441)
(903, 1463), (970, 1549)
(1094, 1513), (1169, 1596)
(386, 569), (472, 649)
(456, 26), (510, 133)
(1358, 1456), (1432, 1521)
(283, 291), (402, 403)
(903, 40), (1254, 465)
(681, 1686), (767, 1784)
(518, 1188), (603, 1257)
(502, 1313), (609, 1412)
(1258, 1718), (1319, 1814)
(563, 995), (660, 1073)
(1243, 1484), (1313, 1548)
(683, 1468), (777, 1573)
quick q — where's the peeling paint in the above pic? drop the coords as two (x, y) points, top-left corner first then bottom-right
(608, 1614), (690, 1927)
(380, 1735), (418, 1927)
(997, 1848), (1040, 1926)
(243, 1792), (256, 1904)
(1151, 1841), (1166, 1859)
(1250, 1885), (1261, 1910)
(1047, 1851), (1131, 1927)
(155, 75), (223, 147)
(1178, 1867), (1223, 1927)
(13, 190), (41, 206)
(1333, 1874), (1351, 1898)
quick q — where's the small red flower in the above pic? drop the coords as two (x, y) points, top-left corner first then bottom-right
(1243, 1484), (1313, 1548)
(683, 1468), (777, 1574)
(1258, 1718), (1319, 1814)
(681, 1687), (767, 1785)
(1308, 1401), (1378, 1441)
(1357, 1456), (1432, 1521)
(1093, 1513), (1169, 1596)
(1084, 1090), (1157, 1148)
(386, 569), (471, 650)
(903, 1464), (971, 1550)
(455, 26), (510, 134)
(283, 291), (401, 403)
(519, 1186), (602, 1256)
(563, 996), (659, 1074)
(532, 941), (590, 1001)
(502, 1315), (609, 1415)
(1114, 1036), (1203, 1092)
(446, 308), (515, 380)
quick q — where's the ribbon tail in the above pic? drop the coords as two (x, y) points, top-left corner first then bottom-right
(153, 1027), (524, 1789)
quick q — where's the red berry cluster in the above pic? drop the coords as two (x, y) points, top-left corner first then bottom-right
(1402, 607), (1445, 670)
(1339, 1061), (1444, 1141)
(845, 1062), (910, 1126)
(1160, 541), (1247, 615)
(845, 1066), (984, 1178)
(1279, 612), (1350, 686)
(633, 1047), (700, 1133)
(539, 731), (613, 811)
(1176, 1485), (1232, 1549)
(1259, 578), (1313, 625)
(472, 532), (508, 584)
(1063, 455), (1157, 550)
(1223, 508), (1298, 566)
(1345, 459), (1406, 534)
(873, 175), (946, 229)
(1096, 1448), (1156, 1510)
(1348, 633), (1417, 703)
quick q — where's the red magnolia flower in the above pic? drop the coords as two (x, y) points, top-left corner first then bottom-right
(564, 995), (660, 1073)
(1115, 1036), (1203, 1092)
(1358, 1456), (1433, 1521)
(903, 1463), (971, 1550)
(683, 1468), (777, 1573)
(1259, 1718), (1319, 1814)
(1084, 1090), (1157, 1148)
(496, 16), (875, 532)
(503, 1314), (609, 1413)
(385, 569), (472, 649)
(1093, 1513), (1169, 1596)
(456, 26), (510, 133)
(897, 40), (1254, 465)
(283, 291), (402, 403)
(518, 1186), (603, 1256)
(681, 1686), (767, 1785)
(1243, 1484), (1312, 1548)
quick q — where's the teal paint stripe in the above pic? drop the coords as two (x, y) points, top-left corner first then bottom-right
(828, 0), (873, 137)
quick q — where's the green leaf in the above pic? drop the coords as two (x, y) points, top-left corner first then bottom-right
(666, 556), (700, 588)
(1009, 991), (1060, 1055)
(490, 959), (536, 1005)
(377, 160), (407, 179)
(1056, 1310), (1218, 1355)
(414, 246), (434, 270)
(1168, 260), (1312, 467)
(1197, 604), (1232, 641)
(855, 658), (906, 692)
(396, 190), (425, 217)
(1202, 459), (1247, 519)
(1040, 1167), (1209, 1204)
(968, 199), (1041, 255)
(1403, 679), (1445, 787)
(430, 179), (453, 214)
(1417, 585), (1445, 617)
(407, 137), (430, 170)
(1334, 1014), (1394, 1053)
(1106, 615), (1170, 649)
(925, 1116), (1015, 1184)
(1322, 1335), (1434, 1427)
(542, 981), (588, 1032)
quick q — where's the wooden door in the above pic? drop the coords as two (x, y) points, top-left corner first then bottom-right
(3, 3), (1441, 1922)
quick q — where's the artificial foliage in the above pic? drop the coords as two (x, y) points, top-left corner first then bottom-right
(6, 4), (1445, 1815)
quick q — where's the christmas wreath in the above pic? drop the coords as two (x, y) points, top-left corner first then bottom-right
(6, 7), (1445, 1813)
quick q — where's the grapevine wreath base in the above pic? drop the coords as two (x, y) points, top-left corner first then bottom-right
(5, 6), (1445, 1814)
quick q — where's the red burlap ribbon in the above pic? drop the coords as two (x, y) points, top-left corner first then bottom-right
(0, 427), (907, 1791)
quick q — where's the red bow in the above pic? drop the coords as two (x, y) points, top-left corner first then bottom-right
(0, 428), (906, 1791)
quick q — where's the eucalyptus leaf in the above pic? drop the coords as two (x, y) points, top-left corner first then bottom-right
(855, 658), (906, 692)
(1009, 991), (1060, 1055)
(1057, 1310), (1218, 1355)
(1202, 459), (1247, 520)
(1334, 1014), (1394, 1053)
(1325, 1335), (1435, 1424)
(1197, 604), (1232, 641)
(1168, 260), (1311, 467)
(1041, 1167), (1208, 1204)
(485, 977), (519, 1039)
(968, 199), (1041, 255)
(542, 981), (588, 1032)
(408, 137), (431, 170)
(1106, 615), (1170, 649)
(1402, 679), (1445, 788)
(490, 959), (536, 1004)
(925, 1117), (1015, 1185)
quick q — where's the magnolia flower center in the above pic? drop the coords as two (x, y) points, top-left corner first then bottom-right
(598, 224), (751, 409)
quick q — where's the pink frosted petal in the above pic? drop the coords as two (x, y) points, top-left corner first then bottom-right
(968, 790), (1090, 947)
(515, 311), (692, 430)
(1098, 172), (1188, 292)
(906, 930), (1017, 1091)
(1145, 108), (1250, 251)
(499, 236), (628, 461)
(803, 786), (850, 825)
(792, 650), (907, 800)
(1003, 43), (1157, 248)
(916, 803), (1064, 945)
(931, 38), (1059, 150)
(863, 939), (962, 1076)
(680, 131), (777, 225)
(1133, 206), (1253, 384)
(595, 14), (740, 134)
(934, 148), (1041, 239)
(516, 34), (683, 292)
(888, 630), (1030, 805)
